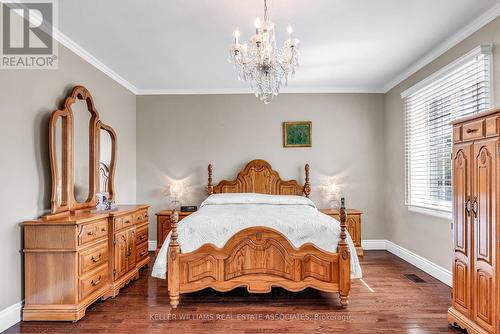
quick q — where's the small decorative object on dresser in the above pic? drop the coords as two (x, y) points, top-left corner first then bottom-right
(283, 121), (312, 147)
(156, 210), (194, 252)
(22, 86), (150, 322)
(320, 208), (363, 257)
(448, 108), (499, 334)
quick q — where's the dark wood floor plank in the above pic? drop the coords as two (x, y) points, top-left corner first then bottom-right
(5, 251), (465, 334)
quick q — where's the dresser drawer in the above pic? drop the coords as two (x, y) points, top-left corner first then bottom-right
(114, 214), (134, 231)
(79, 242), (108, 275)
(136, 225), (148, 245)
(136, 241), (149, 263)
(79, 220), (108, 246)
(134, 210), (149, 224)
(79, 265), (108, 300)
(462, 119), (484, 141)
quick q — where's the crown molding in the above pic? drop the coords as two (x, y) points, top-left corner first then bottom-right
(3, 0), (138, 94)
(383, 2), (500, 93)
(54, 29), (139, 94)
(137, 86), (385, 95)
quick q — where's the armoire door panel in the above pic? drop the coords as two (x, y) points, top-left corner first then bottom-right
(474, 268), (493, 331)
(452, 144), (472, 316)
(453, 146), (471, 256)
(452, 259), (469, 312)
(475, 144), (493, 264)
(472, 139), (496, 331)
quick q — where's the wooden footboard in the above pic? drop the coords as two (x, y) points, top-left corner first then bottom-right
(167, 201), (351, 308)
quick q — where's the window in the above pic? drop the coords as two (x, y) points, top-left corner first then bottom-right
(403, 45), (493, 214)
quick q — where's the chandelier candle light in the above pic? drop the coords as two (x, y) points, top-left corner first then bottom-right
(229, 0), (300, 104)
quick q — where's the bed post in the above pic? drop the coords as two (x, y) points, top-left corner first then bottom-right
(167, 209), (180, 308)
(338, 197), (350, 307)
(207, 164), (214, 195)
(303, 164), (311, 197)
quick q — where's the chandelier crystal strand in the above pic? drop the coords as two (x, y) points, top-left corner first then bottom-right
(229, 0), (299, 104)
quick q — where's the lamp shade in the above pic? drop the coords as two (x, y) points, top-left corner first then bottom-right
(170, 183), (185, 198)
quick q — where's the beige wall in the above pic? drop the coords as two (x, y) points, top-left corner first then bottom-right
(0, 44), (137, 310)
(136, 93), (387, 243)
(384, 16), (500, 270)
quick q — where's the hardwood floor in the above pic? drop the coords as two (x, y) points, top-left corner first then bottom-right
(6, 251), (464, 334)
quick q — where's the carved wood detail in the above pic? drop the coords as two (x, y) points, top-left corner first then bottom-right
(209, 159), (310, 197)
(168, 218), (350, 308)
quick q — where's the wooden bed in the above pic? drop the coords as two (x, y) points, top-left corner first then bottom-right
(167, 159), (351, 308)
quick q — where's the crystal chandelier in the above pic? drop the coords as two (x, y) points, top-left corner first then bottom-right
(229, 0), (300, 104)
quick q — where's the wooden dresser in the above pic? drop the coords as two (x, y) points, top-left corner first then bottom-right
(156, 210), (193, 251)
(320, 208), (363, 256)
(23, 86), (150, 321)
(449, 109), (499, 334)
(23, 205), (150, 321)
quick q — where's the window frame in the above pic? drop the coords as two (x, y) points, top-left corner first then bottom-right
(402, 45), (493, 217)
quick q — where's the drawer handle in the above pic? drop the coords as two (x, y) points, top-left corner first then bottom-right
(140, 250), (147, 257)
(466, 128), (478, 134)
(140, 234), (147, 240)
(87, 230), (96, 236)
(91, 275), (102, 286)
(100, 227), (106, 232)
(124, 219), (132, 224)
(91, 254), (102, 263)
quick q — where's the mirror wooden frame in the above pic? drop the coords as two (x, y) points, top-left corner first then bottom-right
(47, 86), (117, 218)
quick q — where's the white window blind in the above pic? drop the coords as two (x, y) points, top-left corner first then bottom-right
(403, 45), (493, 213)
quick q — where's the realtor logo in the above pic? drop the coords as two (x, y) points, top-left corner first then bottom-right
(1, 0), (58, 69)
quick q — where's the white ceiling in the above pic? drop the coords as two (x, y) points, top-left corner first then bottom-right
(58, 0), (500, 94)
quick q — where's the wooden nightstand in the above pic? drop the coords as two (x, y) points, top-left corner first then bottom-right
(319, 208), (364, 256)
(156, 210), (194, 251)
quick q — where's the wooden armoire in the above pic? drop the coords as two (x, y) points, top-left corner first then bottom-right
(449, 108), (499, 334)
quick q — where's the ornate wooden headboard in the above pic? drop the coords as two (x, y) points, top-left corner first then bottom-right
(207, 159), (311, 197)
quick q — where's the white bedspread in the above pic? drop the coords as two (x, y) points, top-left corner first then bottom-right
(152, 193), (362, 279)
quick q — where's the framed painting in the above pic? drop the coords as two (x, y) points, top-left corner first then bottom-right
(282, 121), (312, 148)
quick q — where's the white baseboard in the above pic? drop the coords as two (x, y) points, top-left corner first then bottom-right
(361, 239), (387, 250)
(148, 240), (157, 251)
(0, 301), (22, 332)
(362, 239), (452, 287)
(385, 241), (452, 286)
